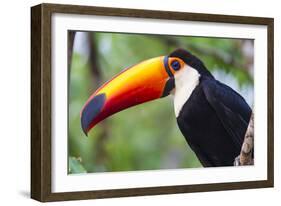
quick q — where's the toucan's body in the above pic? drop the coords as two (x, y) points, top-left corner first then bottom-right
(177, 76), (251, 166)
(81, 48), (252, 167)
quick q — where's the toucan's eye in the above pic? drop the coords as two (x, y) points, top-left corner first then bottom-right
(171, 60), (181, 71)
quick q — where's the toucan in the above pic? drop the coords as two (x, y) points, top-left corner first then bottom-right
(80, 48), (252, 167)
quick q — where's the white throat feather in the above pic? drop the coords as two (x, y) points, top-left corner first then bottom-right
(173, 65), (200, 117)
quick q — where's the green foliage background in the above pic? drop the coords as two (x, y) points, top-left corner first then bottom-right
(68, 32), (253, 174)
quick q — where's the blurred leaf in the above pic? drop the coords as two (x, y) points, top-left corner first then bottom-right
(69, 157), (87, 174)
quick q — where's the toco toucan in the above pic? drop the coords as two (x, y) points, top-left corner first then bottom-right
(80, 48), (252, 167)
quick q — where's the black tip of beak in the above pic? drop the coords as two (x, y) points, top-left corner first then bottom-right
(82, 130), (88, 137)
(81, 93), (106, 136)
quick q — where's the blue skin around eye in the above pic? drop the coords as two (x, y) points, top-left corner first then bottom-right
(171, 60), (180, 71)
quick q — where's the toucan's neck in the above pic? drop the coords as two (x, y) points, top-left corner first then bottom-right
(173, 65), (201, 117)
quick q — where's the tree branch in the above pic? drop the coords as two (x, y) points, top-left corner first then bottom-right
(234, 113), (254, 166)
(87, 33), (110, 167)
(68, 31), (76, 71)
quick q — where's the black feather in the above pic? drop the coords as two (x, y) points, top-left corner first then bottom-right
(173, 49), (252, 167)
(169, 48), (213, 77)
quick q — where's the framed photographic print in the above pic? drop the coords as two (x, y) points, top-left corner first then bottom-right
(31, 3), (274, 202)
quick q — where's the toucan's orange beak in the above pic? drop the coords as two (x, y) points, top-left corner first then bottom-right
(80, 56), (176, 135)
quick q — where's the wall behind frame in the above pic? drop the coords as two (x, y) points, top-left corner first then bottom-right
(0, 0), (279, 205)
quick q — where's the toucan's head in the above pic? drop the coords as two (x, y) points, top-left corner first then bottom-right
(81, 48), (212, 135)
